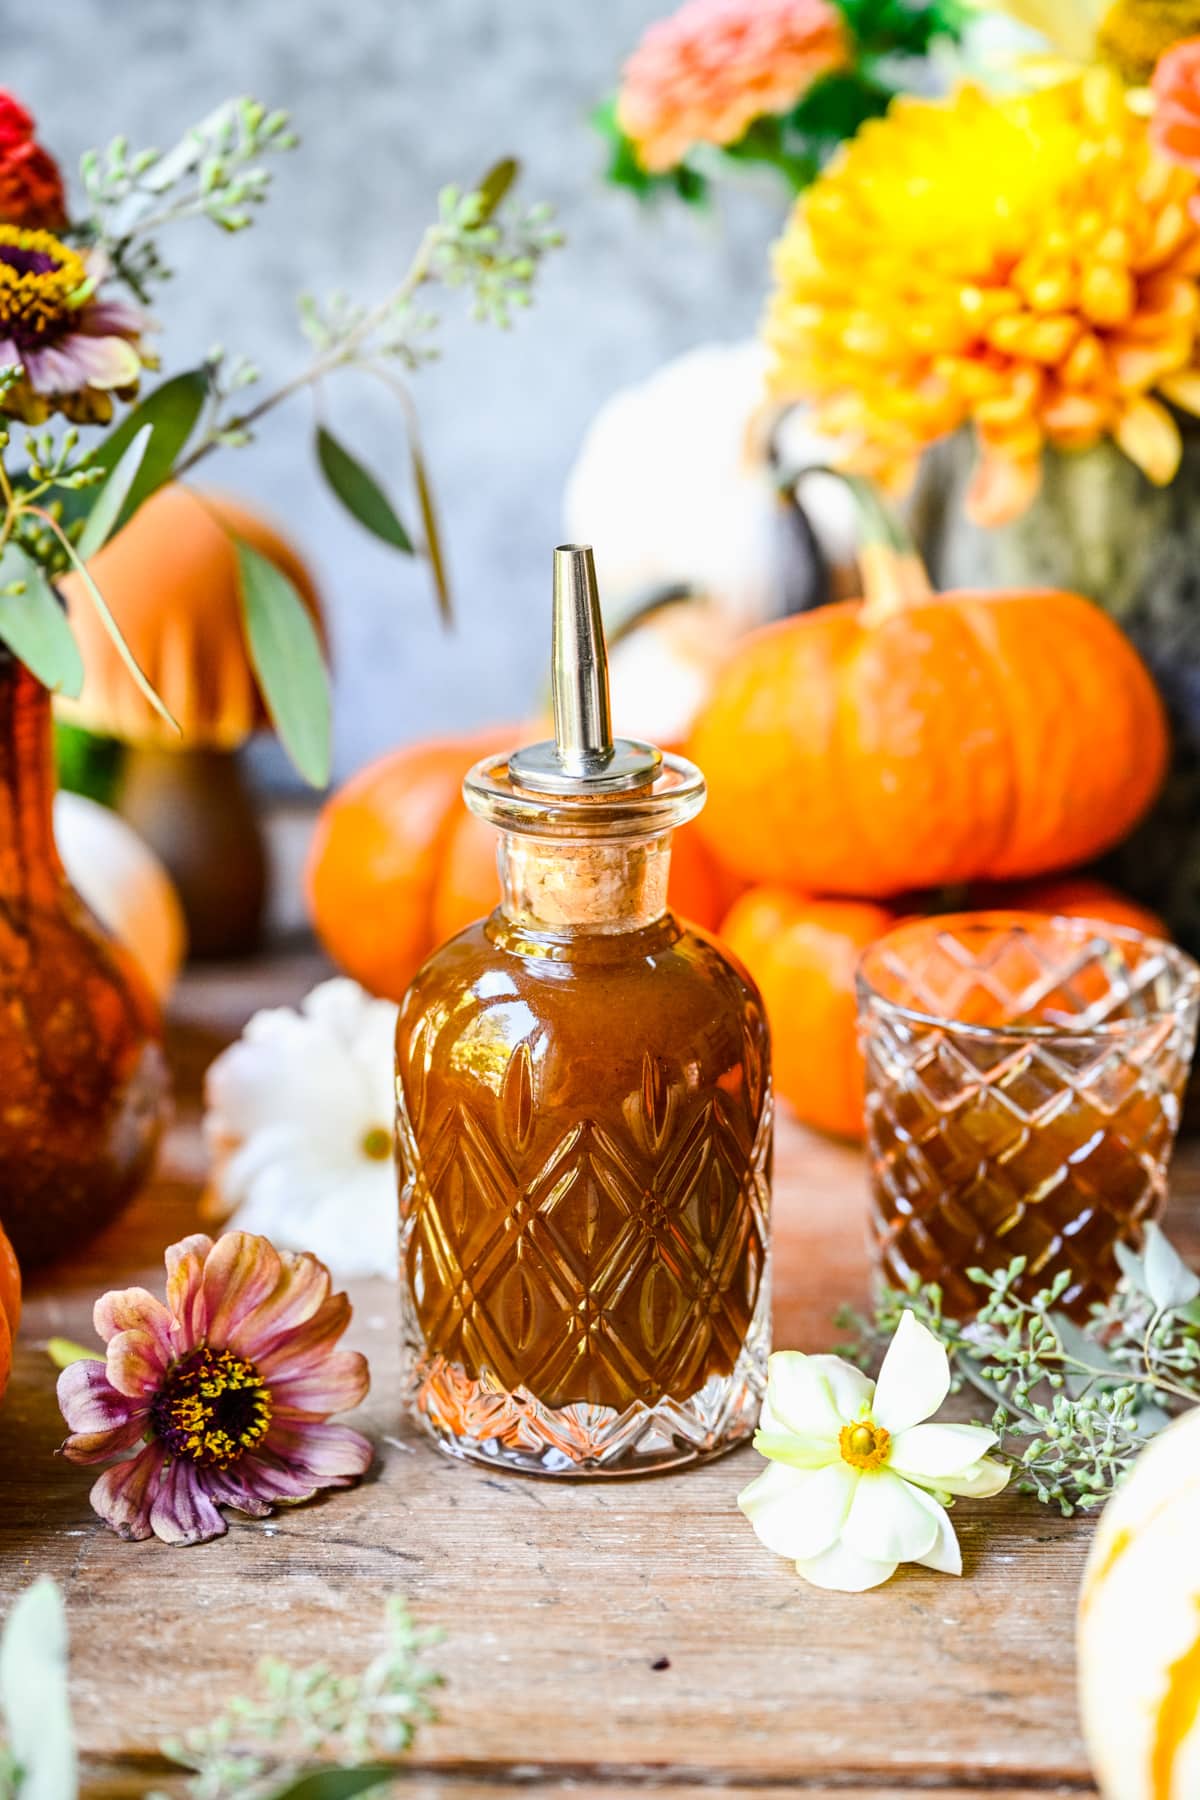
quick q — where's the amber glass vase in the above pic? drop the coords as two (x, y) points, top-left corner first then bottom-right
(0, 653), (168, 1265)
(396, 752), (773, 1477)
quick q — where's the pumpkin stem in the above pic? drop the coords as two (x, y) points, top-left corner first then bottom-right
(784, 465), (934, 623)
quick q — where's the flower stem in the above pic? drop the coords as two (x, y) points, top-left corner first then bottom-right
(173, 223), (441, 478)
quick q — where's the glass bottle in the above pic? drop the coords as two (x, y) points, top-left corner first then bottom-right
(0, 651), (169, 1265)
(395, 546), (772, 1476)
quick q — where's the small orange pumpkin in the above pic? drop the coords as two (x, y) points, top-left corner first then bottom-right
(724, 877), (1167, 1140)
(0, 1221), (22, 1402)
(309, 729), (732, 1003)
(689, 533), (1169, 896)
(307, 728), (509, 1004)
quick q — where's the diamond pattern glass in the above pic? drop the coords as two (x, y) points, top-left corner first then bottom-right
(857, 913), (1200, 1317)
(396, 917), (772, 1477)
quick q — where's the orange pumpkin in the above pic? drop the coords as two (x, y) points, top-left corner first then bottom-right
(0, 1221), (21, 1402)
(689, 540), (1169, 896)
(309, 729), (732, 1003)
(724, 877), (1167, 1141)
(307, 729), (509, 1003)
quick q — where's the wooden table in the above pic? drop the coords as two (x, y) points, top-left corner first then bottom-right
(6, 951), (1185, 1798)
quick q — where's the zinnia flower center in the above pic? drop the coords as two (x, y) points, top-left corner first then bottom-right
(839, 1418), (891, 1472)
(0, 225), (87, 349)
(151, 1344), (272, 1468)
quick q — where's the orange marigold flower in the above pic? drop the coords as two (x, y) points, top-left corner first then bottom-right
(617, 0), (848, 174)
(764, 72), (1200, 525)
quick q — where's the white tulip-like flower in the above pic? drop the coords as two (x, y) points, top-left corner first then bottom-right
(739, 1312), (1010, 1591)
(203, 978), (400, 1280)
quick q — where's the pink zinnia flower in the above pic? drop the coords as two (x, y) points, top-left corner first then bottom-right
(0, 227), (150, 425)
(57, 1232), (372, 1547)
(617, 0), (848, 174)
(1152, 37), (1200, 184)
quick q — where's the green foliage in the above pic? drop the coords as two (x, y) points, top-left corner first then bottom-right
(315, 428), (413, 553)
(234, 540), (332, 789)
(839, 1224), (1200, 1515)
(0, 93), (563, 781)
(75, 424), (152, 558)
(160, 1597), (441, 1800)
(78, 369), (210, 530)
(0, 1585), (438, 1800)
(0, 1579), (77, 1800)
(592, 99), (710, 205)
(78, 98), (299, 298)
(55, 722), (124, 805)
(0, 547), (84, 696)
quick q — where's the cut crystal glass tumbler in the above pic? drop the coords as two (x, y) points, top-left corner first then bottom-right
(856, 913), (1200, 1317)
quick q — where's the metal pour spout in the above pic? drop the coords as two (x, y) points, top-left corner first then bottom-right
(509, 545), (662, 796)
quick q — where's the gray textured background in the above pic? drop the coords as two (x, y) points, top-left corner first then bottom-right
(3, 1), (787, 780)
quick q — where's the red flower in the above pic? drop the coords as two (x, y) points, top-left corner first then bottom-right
(1152, 38), (1200, 176)
(0, 91), (65, 230)
(57, 1232), (373, 1546)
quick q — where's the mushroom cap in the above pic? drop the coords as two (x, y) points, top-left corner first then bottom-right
(58, 484), (324, 749)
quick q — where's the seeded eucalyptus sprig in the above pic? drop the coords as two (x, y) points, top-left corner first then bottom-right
(158, 1595), (442, 1800)
(0, 88), (563, 789)
(0, 1580), (440, 1800)
(837, 1225), (1200, 1515)
(77, 97), (299, 299)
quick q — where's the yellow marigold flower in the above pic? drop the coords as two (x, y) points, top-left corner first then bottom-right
(617, 0), (848, 175)
(764, 72), (1200, 523)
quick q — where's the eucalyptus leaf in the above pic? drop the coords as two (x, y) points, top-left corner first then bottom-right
(0, 547), (84, 697)
(46, 1339), (98, 1371)
(1114, 1238), (1150, 1298)
(411, 441), (451, 624)
(58, 533), (178, 732)
(266, 1765), (397, 1800)
(474, 156), (518, 221)
(234, 538), (331, 787)
(1143, 1222), (1200, 1313)
(0, 1578), (78, 1800)
(77, 367), (209, 531)
(1052, 1314), (1125, 1398)
(315, 427), (413, 552)
(75, 423), (152, 559)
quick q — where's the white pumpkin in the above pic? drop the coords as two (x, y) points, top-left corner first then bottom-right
(54, 791), (187, 1000)
(1078, 1406), (1200, 1798)
(564, 342), (860, 747)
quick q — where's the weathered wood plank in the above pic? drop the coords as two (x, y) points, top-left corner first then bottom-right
(5, 954), (1178, 1797)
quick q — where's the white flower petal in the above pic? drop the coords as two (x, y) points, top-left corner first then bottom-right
(794, 1539), (898, 1592)
(871, 1311), (951, 1433)
(889, 1422), (999, 1481)
(764, 1351), (872, 1442)
(738, 1460), (858, 1561)
(918, 1455), (1012, 1500)
(201, 977), (400, 1281)
(843, 1470), (940, 1565)
(914, 1494), (962, 1576)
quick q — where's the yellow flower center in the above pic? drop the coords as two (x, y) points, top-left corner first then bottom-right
(151, 1344), (272, 1468)
(361, 1125), (393, 1161)
(0, 225), (88, 348)
(838, 1418), (892, 1472)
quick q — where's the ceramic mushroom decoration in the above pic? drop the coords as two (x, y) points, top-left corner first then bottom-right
(58, 484), (324, 958)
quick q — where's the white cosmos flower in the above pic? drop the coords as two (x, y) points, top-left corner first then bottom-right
(738, 1312), (1010, 1592)
(203, 978), (399, 1280)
